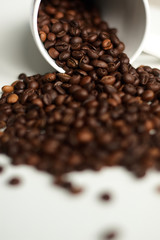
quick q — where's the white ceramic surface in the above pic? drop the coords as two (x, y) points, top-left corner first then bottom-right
(31, 0), (150, 72)
(1, 1), (160, 240)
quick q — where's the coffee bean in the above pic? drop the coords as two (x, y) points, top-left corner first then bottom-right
(123, 73), (135, 84)
(43, 73), (56, 82)
(92, 60), (108, 68)
(79, 63), (94, 72)
(7, 94), (19, 104)
(87, 49), (99, 59)
(39, 31), (47, 42)
(100, 76), (116, 85)
(2, 86), (14, 93)
(72, 50), (84, 60)
(59, 51), (70, 61)
(102, 39), (113, 50)
(55, 41), (69, 52)
(45, 5), (56, 15)
(100, 192), (112, 202)
(103, 231), (117, 240)
(0, 166), (3, 174)
(28, 81), (39, 89)
(51, 22), (63, 33)
(47, 32), (56, 41)
(142, 90), (154, 102)
(73, 88), (88, 101)
(44, 40), (56, 49)
(123, 84), (136, 95)
(57, 73), (71, 82)
(71, 37), (82, 44)
(8, 177), (21, 186)
(48, 47), (59, 59)
(77, 128), (94, 142)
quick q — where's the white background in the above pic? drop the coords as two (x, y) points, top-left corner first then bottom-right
(0, 1), (160, 240)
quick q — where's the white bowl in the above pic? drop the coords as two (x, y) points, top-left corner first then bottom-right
(31, 0), (150, 73)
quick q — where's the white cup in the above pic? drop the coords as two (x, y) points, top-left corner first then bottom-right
(31, 0), (150, 73)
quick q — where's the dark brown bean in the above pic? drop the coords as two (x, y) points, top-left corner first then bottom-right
(48, 48), (59, 59)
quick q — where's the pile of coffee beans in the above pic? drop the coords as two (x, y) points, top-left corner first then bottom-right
(1, 0), (160, 187)
(37, 0), (124, 74)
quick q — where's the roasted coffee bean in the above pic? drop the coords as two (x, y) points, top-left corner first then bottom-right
(59, 51), (70, 61)
(79, 63), (94, 72)
(102, 39), (113, 50)
(51, 22), (63, 33)
(100, 76), (116, 85)
(44, 40), (56, 49)
(7, 94), (19, 104)
(57, 73), (71, 82)
(103, 231), (117, 240)
(100, 192), (112, 202)
(123, 73), (135, 84)
(0, 166), (3, 174)
(47, 32), (56, 41)
(67, 58), (78, 68)
(92, 60), (108, 68)
(97, 68), (108, 77)
(2, 85), (14, 93)
(43, 73), (56, 82)
(39, 31), (47, 42)
(77, 128), (94, 142)
(8, 177), (21, 186)
(48, 47), (59, 59)
(55, 41), (69, 52)
(86, 49), (99, 59)
(123, 84), (137, 95)
(142, 90), (155, 102)
(73, 88), (88, 101)
(72, 50), (84, 60)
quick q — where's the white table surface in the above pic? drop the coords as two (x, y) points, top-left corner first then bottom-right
(0, 1), (160, 240)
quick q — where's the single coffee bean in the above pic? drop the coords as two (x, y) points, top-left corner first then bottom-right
(39, 31), (47, 42)
(123, 84), (137, 95)
(59, 51), (70, 61)
(55, 41), (69, 52)
(51, 22), (63, 33)
(7, 94), (19, 104)
(77, 128), (94, 142)
(142, 90), (155, 102)
(43, 73), (56, 82)
(0, 166), (3, 174)
(100, 76), (116, 85)
(73, 88), (88, 101)
(102, 39), (113, 50)
(47, 32), (56, 41)
(87, 49), (99, 59)
(123, 73), (135, 84)
(2, 86), (14, 93)
(8, 177), (21, 186)
(48, 48), (59, 59)
(100, 192), (112, 202)
(91, 60), (108, 68)
(72, 50), (84, 60)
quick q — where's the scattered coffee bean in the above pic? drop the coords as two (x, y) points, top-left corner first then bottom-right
(103, 231), (117, 240)
(8, 177), (21, 186)
(0, 166), (3, 174)
(100, 192), (112, 202)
